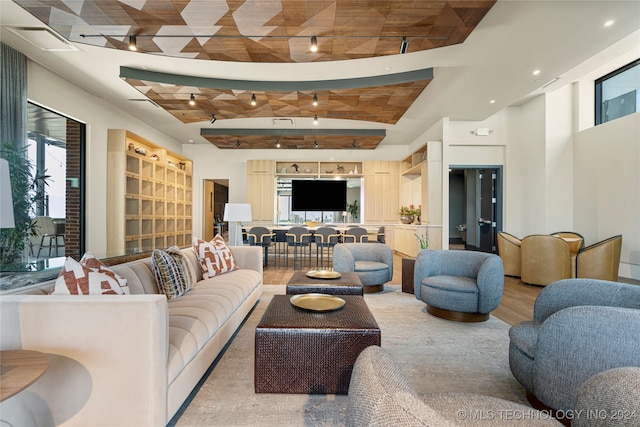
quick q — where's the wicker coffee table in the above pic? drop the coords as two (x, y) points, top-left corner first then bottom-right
(286, 271), (364, 295)
(255, 294), (380, 394)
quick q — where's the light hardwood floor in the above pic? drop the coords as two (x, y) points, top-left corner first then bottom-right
(261, 252), (542, 327)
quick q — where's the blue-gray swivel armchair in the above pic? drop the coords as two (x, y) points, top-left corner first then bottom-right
(333, 243), (392, 293)
(414, 250), (504, 322)
(509, 278), (640, 415)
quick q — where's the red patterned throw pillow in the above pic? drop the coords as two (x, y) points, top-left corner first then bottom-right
(52, 252), (130, 295)
(193, 235), (239, 279)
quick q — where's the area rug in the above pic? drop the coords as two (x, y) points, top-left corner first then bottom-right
(170, 284), (527, 426)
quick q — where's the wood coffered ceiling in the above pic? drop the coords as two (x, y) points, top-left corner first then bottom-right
(13, 0), (496, 149)
(119, 66), (433, 149)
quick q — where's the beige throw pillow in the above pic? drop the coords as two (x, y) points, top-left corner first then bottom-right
(193, 235), (239, 279)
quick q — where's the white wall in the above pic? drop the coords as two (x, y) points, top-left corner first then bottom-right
(574, 112), (640, 279)
(543, 85), (575, 232)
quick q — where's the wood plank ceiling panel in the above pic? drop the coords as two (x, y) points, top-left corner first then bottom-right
(15, 0), (496, 62)
(14, 0), (495, 148)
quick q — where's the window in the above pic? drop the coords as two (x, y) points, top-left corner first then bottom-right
(27, 102), (85, 260)
(595, 59), (640, 125)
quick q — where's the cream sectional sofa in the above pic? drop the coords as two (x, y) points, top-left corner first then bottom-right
(0, 245), (263, 427)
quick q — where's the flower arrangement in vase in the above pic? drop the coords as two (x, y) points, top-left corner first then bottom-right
(399, 205), (421, 224)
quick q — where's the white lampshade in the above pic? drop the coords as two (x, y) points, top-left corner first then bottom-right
(223, 203), (252, 222)
(0, 158), (15, 229)
(223, 203), (252, 246)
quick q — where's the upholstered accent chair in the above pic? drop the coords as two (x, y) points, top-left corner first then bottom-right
(332, 243), (392, 293)
(575, 234), (622, 281)
(348, 346), (640, 427)
(497, 231), (522, 277)
(509, 278), (640, 415)
(520, 235), (571, 286)
(246, 226), (274, 266)
(413, 250), (504, 322)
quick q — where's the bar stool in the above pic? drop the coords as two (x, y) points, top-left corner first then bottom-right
(314, 226), (341, 268)
(273, 229), (288, 267)
(246, 226), (275, 267)
(286, 226), (312, 270)
(343, 226), (369, 243)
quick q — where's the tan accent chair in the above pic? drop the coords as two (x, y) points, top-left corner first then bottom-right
(576, 235), (622, 281)
(521, 235), (571, 286)
(497, 231), (522, 277)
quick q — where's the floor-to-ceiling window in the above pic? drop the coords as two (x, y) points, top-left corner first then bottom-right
(26, 102), (85, 261)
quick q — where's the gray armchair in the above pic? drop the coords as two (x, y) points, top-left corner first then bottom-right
(509, 279), (640, 414)
(348, 345), (640, 427)
(332, 243), (392, 293)
(414, 250), (504, 322)
(348, 345), (560, 426)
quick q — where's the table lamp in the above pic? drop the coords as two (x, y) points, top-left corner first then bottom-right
(223, 203), (252, 246)
(0, 158), (15, 229)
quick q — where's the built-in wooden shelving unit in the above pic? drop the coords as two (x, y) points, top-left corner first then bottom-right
(107, 130), (193, 256)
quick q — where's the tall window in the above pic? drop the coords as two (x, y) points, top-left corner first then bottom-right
(26, 102), (86, 260)
(27, 104), (67, 218)
(595, 59), (640, 125)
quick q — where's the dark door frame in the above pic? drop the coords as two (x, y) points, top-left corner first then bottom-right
(449, 165), (503, 253)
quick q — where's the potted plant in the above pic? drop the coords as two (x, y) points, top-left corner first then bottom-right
(415, 227), (429, 249)
(0, 143), (50, 270)
(347, 199), (359, 221)
(399, 205), (422, 224)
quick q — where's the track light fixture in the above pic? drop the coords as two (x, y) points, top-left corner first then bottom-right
(275, 139), (280, 148)
(400, 36), (408, 54)
(235, 139), (241, 147)
(312, 94), (318, 106)
(310, 36), (318, 52)
(209, 114), (216, 124)
(189, 93), (195, 106)
(313, 115), (318, 125)
(251, 94), (256, 106)
(352, 140), (357, 148)
(128, 35), (137, 51)
(313, 139), (318, 149)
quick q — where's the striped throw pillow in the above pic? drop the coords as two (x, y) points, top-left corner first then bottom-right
(151, 246), (194, 300)
(52, 252), (130, 295)
(193, 235), (239, 279)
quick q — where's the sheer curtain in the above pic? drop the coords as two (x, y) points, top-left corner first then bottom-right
(1, 42), (27, 150)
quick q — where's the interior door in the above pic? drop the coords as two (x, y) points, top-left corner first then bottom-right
(203, 180), (215, 241)
(477, 169), (498, 253)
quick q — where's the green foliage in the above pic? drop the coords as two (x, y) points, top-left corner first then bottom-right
(415, 230), (429, 249)
(0, 143), (50, 267)
(347, 199), (359, 219)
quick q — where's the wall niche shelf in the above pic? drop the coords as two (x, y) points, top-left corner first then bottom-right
(107, 130), (193, 256)
(275, 161), (363, 178)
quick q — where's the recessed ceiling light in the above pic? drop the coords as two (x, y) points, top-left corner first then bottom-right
(532, 70), (541, 76)
(490, 99), (496, 104)
(604, 20), (615, 27)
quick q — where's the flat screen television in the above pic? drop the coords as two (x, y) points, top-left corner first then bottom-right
(291, 180), (347, 211)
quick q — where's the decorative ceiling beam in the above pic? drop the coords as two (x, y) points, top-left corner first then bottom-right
(200, 128), (385, 137)
(120, 66), (433, 92)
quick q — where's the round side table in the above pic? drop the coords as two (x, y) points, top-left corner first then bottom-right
(0, 350), (50, 402)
